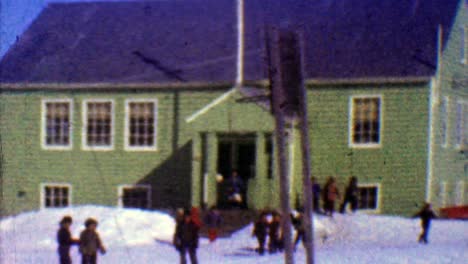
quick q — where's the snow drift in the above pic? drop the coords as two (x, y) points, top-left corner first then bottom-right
(1, 205), (467, 264)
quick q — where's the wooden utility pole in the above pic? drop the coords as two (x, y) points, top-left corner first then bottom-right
(266, 27), (315, 264)
(297, 35), (315, 264)
(267, 27), (295, 264)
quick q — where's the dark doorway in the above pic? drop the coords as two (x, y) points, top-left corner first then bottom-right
(217, 134), (256, 209)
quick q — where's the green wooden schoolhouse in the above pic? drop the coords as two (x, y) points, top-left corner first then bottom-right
(0, 0), (466, 216)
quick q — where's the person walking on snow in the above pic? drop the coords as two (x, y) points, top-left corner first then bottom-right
(57, 215), (80, 264)
(268, 211), (283, 253)
(204, 206), (222, 242)
(252, 211), (269, 255)
(413, 202), (437, 244)
(311, 177), (322, 214)
(291, 210), (306, 250)
(79, 218), (106, 264)
(190, 207), (203, 229)
(323, 177), (340, 217)
(340, 176), (359, 214)
(174, 210), (200, 264)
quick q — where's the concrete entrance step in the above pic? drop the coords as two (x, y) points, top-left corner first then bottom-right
(200, 209), (257, 238)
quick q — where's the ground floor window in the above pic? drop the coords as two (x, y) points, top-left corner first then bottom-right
(357, 184), (379, 210)
(439, 181), (447, 207)
(454, 180), (465, 206)
(118, 185), (151, 209)
(41, 184), (71, 208)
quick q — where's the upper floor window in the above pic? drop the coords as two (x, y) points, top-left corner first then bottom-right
(350, 96), (382, 147)
(42, 99), (72, 150)
(83, 100), (114, 150)
(124, 100), (158, 150)
(455, 101), (467, 149)
(440, 97), (448, 147)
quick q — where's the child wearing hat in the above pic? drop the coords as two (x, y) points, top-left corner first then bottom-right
(57, 215), (80, 264)
(79, 218), (106, 264)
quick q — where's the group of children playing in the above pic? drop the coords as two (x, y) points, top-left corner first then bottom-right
(251, 202), (438, 256)
(312, 176), (359, 217)
(252, 210), (307, 255)
(251, 202), (437, 256)
(57, 216), (106, 264)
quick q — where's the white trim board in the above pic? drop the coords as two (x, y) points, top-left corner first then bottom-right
(185, 87), (237, 123)
(236, 0), (245, 85)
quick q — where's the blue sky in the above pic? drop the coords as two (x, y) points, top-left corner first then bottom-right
(0, 0), (131, 58)
(1, 0), (49, 57)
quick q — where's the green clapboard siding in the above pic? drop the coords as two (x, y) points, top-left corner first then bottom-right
(430, 1), (468, 209)
(1, 81), (430, 216)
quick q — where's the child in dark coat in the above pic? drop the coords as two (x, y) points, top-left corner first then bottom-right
(268, 212), (283, 253)
(413, 203), (437, 244)
(57, 216), (79, 264)
(311, 177), (322, 214)
(174, 211), (200, 264)
(291, 211), (306, 250)
(252, 212), (268, 255)
(79, 218), (106, 264)
(340, 176), (358, 214)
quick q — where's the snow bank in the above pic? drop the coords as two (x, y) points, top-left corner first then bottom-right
(0, 205), (175, 250)
(1, 206), (467, 264)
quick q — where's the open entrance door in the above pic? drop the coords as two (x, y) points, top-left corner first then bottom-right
(217, 134), (256, 209)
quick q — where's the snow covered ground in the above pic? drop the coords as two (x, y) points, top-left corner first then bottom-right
(1, 205), (467, 264)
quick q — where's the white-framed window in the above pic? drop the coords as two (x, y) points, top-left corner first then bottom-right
(357, 183), (381, 212)
(440, 97), (448, 147)
(461, 26), (467, 64)
(454, 180), (465, 206)
(118, 184), (151, 209)
(41, 99), (73, 150)
(82, 99), (114, 150)
(349, 95), (383, 148)
(124, 99), (158, 151)
(454, 101), (467, 149)
(40, 183), (71, 208)
(438, 181), (447, 207)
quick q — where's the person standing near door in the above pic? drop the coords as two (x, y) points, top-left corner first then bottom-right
(227, 170), (244, 208)
(174, 210), (200, 264)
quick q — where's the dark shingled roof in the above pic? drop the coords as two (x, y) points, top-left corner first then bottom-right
(0, 0), (462, 83)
